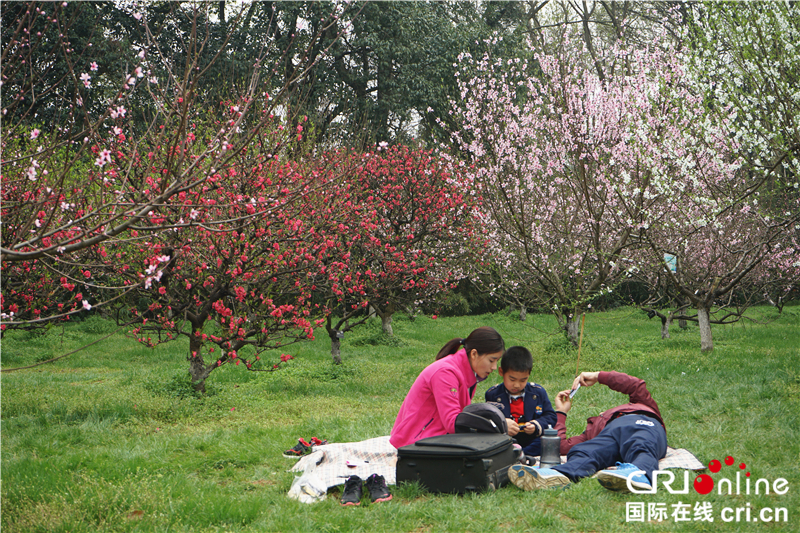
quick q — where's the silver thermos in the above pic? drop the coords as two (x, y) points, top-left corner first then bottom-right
(539, 424), (562, 468)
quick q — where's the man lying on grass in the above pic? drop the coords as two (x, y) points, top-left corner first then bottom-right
(509, 371), (667, 493)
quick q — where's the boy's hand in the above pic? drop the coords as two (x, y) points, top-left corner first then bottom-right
(554, 389), (573, 413)
(506, 418), (520, 436)
(521, 420), (542, 437)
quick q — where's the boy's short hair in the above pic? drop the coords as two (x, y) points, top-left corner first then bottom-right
(501, 346), (533, 373)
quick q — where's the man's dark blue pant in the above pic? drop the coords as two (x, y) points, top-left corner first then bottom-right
(553, 414), (667, 483)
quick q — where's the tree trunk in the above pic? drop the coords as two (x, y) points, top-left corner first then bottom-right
(519, 304), (527, 322)
(381, 313), (393, 336)
(661, 315), (671, 339)
(188, 334), (210, 393)
(565, 316), (581, 346)
(678, 307), (687, 329)
(330, 335), (342, 365)
(373, 301), (395, 336)
(697, 306), (714, 352)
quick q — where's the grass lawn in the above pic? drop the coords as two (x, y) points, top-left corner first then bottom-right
(2, 306), (799, 532)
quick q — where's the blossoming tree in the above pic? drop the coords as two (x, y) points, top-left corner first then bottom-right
(304, 145), (484, 363)
(449, 27), (756, 348)
(0, 1), (350, 337)
(116, 125), (337, 391)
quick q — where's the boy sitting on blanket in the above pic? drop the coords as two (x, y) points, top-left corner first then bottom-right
(509, 370), (667, 493)
(485, 346), (556, 457)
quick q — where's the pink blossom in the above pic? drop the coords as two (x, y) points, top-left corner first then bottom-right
(82, 300), (92, 311)
(79, 72), (91, 87)
(133, 12), (142, 20)
(94, 149), (112, 167)
(30, 129), (40, 139)
(90, 62), (98, 71)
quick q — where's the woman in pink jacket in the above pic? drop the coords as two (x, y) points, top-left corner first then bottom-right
(390, 327), (505, 449)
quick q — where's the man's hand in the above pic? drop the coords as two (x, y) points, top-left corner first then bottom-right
(554, 389), (572, 414)
(571, 371), (600, 391)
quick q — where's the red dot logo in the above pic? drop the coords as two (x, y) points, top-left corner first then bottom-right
(708, 459), (721, 473)
(725, 456), (734, 466)
(739, 462), (746, 470)
(694, 474), (714, 495)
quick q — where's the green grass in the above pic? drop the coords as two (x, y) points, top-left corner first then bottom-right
(2, 307), (799, 532)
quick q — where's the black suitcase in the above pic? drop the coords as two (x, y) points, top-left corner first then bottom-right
(396, 433), (517, 493)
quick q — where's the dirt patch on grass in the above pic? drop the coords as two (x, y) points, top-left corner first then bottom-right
(248, 479), (277, 487)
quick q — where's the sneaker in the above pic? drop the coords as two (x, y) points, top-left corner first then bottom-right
(365, 473), (392, 503)
(282, 438), (313, 458)
(596, 462), (653, 492)
(510, 465), (570, 491)
(340, 475), (363, 506)
(310, 437), (328, 447)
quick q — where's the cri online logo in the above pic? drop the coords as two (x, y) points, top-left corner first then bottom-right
(628, 454), (789, 495)
(694, 455), (789, 496)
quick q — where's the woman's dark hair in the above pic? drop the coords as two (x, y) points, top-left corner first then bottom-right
(436, 326), (505, 360)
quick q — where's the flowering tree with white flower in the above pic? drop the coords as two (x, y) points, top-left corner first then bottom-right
(449, 27), (759, 348)
(631, 2), (800, 351)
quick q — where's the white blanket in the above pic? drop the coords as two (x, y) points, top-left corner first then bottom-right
(287, 436), (397, 503)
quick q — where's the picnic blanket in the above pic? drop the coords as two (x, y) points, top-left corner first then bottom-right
(286, 437), (705, 503)
(287, 436), (397, 503)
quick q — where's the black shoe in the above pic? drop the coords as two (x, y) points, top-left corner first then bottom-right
(340, 475), (363, 506)
(365, 473), (392, 503)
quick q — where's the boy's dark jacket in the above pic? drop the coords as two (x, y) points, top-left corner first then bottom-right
(485, 382), (556, 455)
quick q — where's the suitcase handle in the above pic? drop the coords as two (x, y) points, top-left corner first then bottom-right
(420, 442), (480, 451)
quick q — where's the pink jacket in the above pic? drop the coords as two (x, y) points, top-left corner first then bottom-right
(390, 348), (477, 449)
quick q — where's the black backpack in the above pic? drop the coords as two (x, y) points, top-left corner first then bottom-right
(454, 402), (508, 434)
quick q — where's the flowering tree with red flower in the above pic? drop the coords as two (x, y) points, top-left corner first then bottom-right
(303, 145), (484, 363)
(115, 131), (347, 390)
(1, 1), (351, 341)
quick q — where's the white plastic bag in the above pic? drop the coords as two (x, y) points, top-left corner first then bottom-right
(287, 471), (327, 504)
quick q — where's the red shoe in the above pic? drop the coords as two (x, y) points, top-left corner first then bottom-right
(282, 438), (313, 458)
